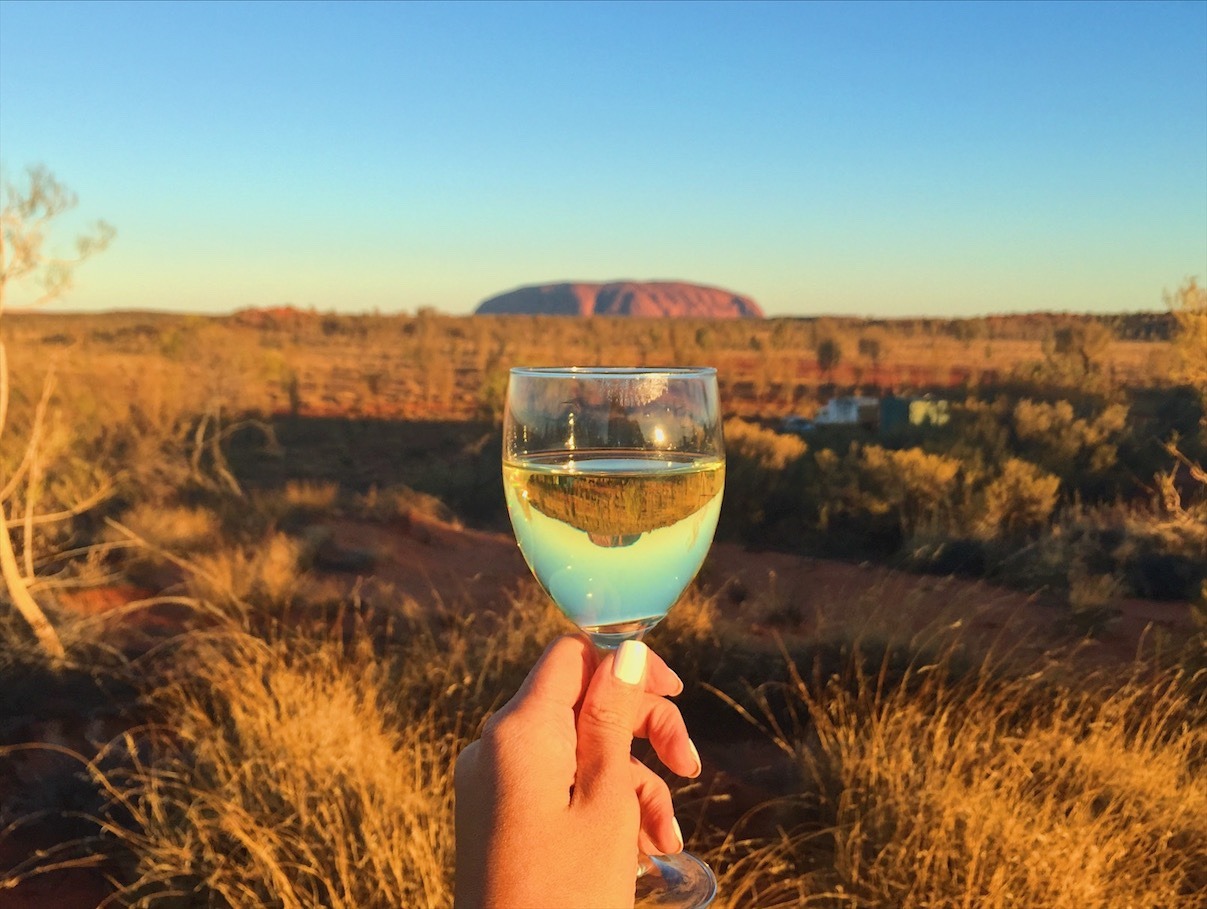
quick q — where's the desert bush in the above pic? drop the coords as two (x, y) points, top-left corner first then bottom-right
(1112, 511), (1207, 601)
(386, 485), (462, 527)
(247, 480), (343, 533)
(745, 569), (806, 629)
(717, 418), (808, 542)
(933, 396), (1014, 476)
(1040, 319), (1115, 386)
(1065, 557), (1124, 636)
(352, 483), (462, 531)
(977, 458), (1061, 541)
(1167, 277), (1207, 447)
(1011, 397), (1129, 497)
(816, 337), (842, 385)
(475, 367), (508, 423)
(724, 418), (807, 471)
(985, 498), (1207, 605)
(82, 583), (584, 908)
(900, 534), (989, 577)
(9, 556), (1206, 908)
(858, 445), (963, 537)
(0, 365), (117, 559)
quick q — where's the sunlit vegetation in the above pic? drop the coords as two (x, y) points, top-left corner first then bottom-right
(1, 172), (1204, 905)
(712, 652), (1206, 908)
(4, 563), (1205, 908)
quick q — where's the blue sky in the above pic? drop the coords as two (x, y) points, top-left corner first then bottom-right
(1, 0), (1204, 317)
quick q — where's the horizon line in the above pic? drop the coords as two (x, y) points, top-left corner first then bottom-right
(2, 305), (1175, 322)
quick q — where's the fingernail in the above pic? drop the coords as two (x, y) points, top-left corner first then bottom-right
(672, 817), (684, 852)
(670, 669), (685, 696)
(688, 739), (702, 777)
(613, 640), (648, 686)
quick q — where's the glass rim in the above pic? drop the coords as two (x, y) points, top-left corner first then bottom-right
(509, 366), (717, 378)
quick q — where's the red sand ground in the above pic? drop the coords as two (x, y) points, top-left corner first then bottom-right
(6, 515), (1196, 907)
(317, 515), (1190, 671)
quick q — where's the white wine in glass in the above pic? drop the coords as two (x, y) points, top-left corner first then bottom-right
(503, 367), (723, 908)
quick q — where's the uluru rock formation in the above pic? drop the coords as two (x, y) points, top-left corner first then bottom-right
(475, 281), (763, 318)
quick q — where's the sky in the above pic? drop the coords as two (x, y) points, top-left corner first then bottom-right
(1, 0), (1205, 318)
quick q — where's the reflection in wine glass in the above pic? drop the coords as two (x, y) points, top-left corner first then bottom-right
(503, 367), (723, 908)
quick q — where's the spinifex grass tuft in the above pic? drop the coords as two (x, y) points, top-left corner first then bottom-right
(709, 646), (1207, 909)
(93, 629), (466, 908)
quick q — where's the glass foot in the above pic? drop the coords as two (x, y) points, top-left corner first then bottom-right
(635, 851), (717, 908)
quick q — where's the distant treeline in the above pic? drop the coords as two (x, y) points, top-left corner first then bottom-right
(8, 306), (1178, 343)
(841, 311), (1176, 342)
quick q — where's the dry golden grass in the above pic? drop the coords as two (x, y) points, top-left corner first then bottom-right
(282, 479), (341, 512)
(114, 502), (222, 552)
(184, 533), (307, 615)
(7, 575), (1179, 909)
(658, 584), (722, 648)
(5, 514), (1204, 905)
(71, 582), (573, 907)
(713, 652), (1207, 908)
(93, 629), (460, 908)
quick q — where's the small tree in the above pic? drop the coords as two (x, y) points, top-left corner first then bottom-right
(1158, 277), (1207, 520)
(857, 334), (884, 388)
(817, 337), (842, 386)
(1, 165), (114, 661)
(1041, 319), (1113, 382)
(1167, 277), (1207, 441)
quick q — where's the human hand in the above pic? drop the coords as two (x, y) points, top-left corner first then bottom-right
(454, 635), (701, 909)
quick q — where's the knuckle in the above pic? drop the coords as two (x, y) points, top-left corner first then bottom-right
(483, 704), (520, 737)
(580, 700), (633, 738)
(649, 697), (684, 733)
(633, 769), (674, 818)
(645, 698), (686, 743)
(480, 710), (523, 752)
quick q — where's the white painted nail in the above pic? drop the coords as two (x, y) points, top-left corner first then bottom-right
(613, 640), (648, 686)
(672, 817), (684, 852)
(688, 739), (702, 777)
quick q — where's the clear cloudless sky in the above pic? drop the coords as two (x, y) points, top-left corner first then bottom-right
(1, 0), (1205, 317)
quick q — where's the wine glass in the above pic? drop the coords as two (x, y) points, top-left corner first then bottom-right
(503, 366), (724, 909)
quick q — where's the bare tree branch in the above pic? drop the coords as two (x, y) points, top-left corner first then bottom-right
(0, 166), (115, 662)
(3, 481), (115, 531)
(0, 499), (65, 659)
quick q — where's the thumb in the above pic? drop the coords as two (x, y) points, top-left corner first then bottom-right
(572, 639), (648, 806)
